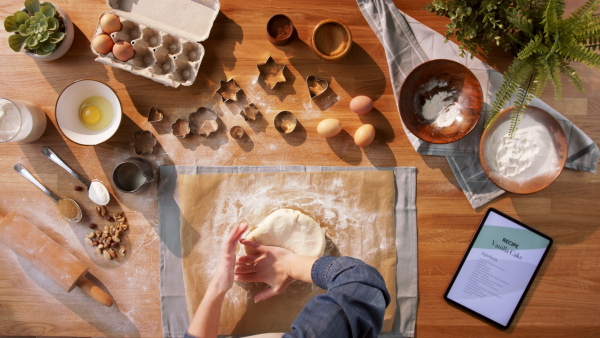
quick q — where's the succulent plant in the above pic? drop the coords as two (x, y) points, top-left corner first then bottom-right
(4, 0), (66, 56)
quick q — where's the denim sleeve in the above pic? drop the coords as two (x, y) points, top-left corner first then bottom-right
(284, 256), (391, 338)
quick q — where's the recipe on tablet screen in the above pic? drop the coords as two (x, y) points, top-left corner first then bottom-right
(446, 211), (551, 326)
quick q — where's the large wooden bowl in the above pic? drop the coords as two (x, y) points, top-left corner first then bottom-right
(480, 106), (568, 194)
(399, 59), (483, 143)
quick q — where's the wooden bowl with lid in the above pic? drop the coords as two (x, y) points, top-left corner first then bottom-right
(311, 19), (352, 61)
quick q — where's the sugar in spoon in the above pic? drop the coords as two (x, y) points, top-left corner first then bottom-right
(41, 147), (110, 206)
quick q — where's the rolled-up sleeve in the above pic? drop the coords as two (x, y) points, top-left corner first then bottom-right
(284, 256), (391, 338)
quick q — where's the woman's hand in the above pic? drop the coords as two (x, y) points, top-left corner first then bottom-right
(212, 223), (249, 295)
(235, 239), (317, 303)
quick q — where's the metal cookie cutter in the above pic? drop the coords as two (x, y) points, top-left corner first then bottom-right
(216, 78), (242, 102)
(306, 75), (329, 99)
(189, 107), (219, 137)
(147, 106), (163, 123)
(257, 56), (287, 89)
(130, 130), (157, 155)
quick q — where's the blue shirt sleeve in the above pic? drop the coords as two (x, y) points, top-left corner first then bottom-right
(284, 256), (391, 338)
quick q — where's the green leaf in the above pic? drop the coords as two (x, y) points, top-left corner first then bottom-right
(40, 5), (55, 18)
(25, 34), (38, 47)
(18, 24), (29, 35)
(15, 12), (30, 25)
(4, 16), (17, 32)
(39, 31), (49, 42)
(49, 31), (64, 43)
(8, 33), (27, 52)
(46, 16), (58, 30)
(35, 46), (52, 56)
(24, 0), (41, 15)
(39, 39), (55, 52)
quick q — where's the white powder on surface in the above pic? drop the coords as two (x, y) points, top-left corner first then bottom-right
(494, 125), (555, 180)
(419, 79), (461, 128)
(88, 180), (110, 205)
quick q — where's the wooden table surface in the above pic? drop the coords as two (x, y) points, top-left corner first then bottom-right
(1, 0), (599, 337)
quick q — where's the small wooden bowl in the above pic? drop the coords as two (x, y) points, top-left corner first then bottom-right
(480, 106), (567, 194)
(266, 14), (294, 46)
(399, 59), (483, 144)
(311, 19), (352, 61)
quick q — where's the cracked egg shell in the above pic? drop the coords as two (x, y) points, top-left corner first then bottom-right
(113, 41), (135, 62)
(92, 34), (114, 54)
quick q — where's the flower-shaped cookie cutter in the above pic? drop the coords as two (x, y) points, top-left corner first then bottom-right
(257, 56), (287, 90)
(306, 75), (329, 99)
(189, 107), (219, 137)
(147, 106), (164, 123)
(171, 119), (191, 138)
(216, 78), (242, 102)
(240, 103), (260, 121)
(130, 130), (157, 155)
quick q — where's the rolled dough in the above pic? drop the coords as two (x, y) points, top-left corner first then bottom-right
(246, 209), (325, 257)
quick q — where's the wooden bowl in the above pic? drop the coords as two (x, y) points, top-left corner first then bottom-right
(399, 59), (483, 144)
(479, 106), (568, 194)
(310, 19), (352, 61)
(266, 14), (294, 46)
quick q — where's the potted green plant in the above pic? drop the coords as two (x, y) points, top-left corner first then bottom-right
(426, 0), (600, 136)
(4, 0), (74, 61)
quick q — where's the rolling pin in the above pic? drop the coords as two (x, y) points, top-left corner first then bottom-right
(0, 212), (113, 307)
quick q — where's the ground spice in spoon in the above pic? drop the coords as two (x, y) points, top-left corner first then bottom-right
(58, 198), (79, 220)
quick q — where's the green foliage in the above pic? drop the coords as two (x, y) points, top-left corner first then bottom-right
(4, 0), (65, 56)
(427, 0), (600, 135)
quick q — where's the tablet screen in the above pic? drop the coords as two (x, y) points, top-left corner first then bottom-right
(444, 208), (552, 328)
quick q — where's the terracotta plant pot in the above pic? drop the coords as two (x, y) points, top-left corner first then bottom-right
(22, 4), (75, 61)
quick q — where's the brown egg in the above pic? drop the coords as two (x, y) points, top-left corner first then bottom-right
(92, 34), (114, 54)
(350, 95), (374, 115)
(113, 41), (135, 61)
(100, 13), (121, 34)
(317, 119), (342, 137)
(354, 124), (375, 147)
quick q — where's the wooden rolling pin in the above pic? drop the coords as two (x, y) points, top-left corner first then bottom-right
(0, 212), (113, 307)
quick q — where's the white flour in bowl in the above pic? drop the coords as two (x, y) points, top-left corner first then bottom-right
(419, 79), (460, 128)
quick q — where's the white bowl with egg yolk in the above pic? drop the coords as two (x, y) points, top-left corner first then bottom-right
(56, 79), (122, 145)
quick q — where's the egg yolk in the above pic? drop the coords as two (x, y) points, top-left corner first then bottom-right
(80, 105), (101, 125)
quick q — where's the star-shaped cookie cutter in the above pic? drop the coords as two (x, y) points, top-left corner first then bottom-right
(257, 56), (287, 89)
(216, 78), (242, 102)
(240, 103), (260, 121)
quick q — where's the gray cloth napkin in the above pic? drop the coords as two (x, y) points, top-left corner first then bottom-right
(357, 0), (599, 209)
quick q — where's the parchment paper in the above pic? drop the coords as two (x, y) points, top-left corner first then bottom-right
(179, 171), (397, 335)
(159, 166), (418, 338)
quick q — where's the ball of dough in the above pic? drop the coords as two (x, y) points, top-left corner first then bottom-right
(245, 209), (325, 257)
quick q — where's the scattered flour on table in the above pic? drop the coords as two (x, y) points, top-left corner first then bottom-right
(495, 125), (555, 180)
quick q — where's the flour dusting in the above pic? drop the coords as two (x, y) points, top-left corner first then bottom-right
(495, 125), (555, 180)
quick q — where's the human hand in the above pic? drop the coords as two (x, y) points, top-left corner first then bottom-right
(211, 223), (249, 295)
(235, 239), (316, 302)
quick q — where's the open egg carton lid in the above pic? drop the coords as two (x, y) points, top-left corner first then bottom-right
(92, 0), (220, 88)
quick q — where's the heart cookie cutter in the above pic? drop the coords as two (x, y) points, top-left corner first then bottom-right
(306, 75), (329, 99)
(147, 106), (164, 123)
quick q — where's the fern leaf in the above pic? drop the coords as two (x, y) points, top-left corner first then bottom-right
(569, 0), (600, 22)
(518, 35), (544, 59)
(538, 54), (562, 99)
(485, 58), (534, 129)
(509, 71), (536, 137)
(557, 42), (600, 68)
(543, 0), (563, 42)
(558, 61), (585, 93)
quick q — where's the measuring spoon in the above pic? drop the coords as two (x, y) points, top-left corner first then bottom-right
(14, 163), (82, 222)
(41, 147), (110, 205)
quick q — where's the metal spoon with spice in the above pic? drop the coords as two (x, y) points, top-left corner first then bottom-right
(41, 147), (110, 206)
(14, 163), (82, 222)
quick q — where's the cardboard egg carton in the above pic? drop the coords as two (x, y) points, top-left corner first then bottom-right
(91, 0), (220, 88)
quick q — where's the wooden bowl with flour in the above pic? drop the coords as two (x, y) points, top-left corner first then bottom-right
(479, 106), (568, 194)
(399, 59), (483, 144)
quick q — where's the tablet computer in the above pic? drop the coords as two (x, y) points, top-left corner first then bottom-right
(444, 208), (553, 329)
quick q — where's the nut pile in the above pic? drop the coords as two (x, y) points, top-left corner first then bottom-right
(84, 206), (129, 260)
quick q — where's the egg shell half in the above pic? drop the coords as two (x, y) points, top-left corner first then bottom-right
(92, 34), (114, 54)
(317, 119), (343, 137)
(354, 124), (375, 147)
(350, 95), (374, 115)
(100, 13), (122, 34)
(113, 41), (135, 62)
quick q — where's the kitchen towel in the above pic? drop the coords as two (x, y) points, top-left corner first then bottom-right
(357, 0), (599, 209)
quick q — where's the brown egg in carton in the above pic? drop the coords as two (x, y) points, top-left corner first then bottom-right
(90, 0), (219, 88)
